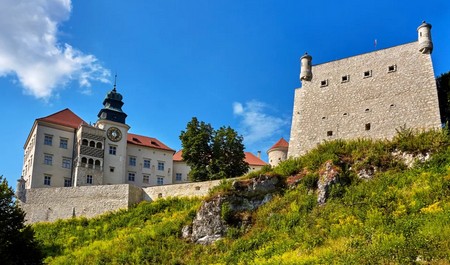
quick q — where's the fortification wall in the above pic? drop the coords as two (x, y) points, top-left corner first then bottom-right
(20, 184), (142, 223)
(20, 179), (225, 223)
(142, 179), (224, 201)
(289, 42), (441, 156)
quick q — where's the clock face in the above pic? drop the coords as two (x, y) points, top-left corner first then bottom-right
(107, 127), (122, 142)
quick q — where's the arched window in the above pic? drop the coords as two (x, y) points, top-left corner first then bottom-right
(82, 139), (88, 146)
(88, 158), (94, 165)
(89, 141), (95, 147)
(96, 142), (102, 149)
(95, 160), (101, 167)
(81, 157), (87, 164)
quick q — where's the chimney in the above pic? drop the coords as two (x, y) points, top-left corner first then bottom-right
(257, 151), (261, 159)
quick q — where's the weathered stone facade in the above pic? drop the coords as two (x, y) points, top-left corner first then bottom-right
(288, 41), (441, 157)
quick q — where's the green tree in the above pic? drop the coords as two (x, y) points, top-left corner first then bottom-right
(180, 118), (248, 181)
(437, 71), (450, 124)
(210, 126), (248, 179)
(179, 117), (213, 181)
(0, 176), (42, 264)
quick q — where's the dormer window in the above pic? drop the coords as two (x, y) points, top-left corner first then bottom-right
(320, 79), (328, 87)
(363, 70), (372, 78)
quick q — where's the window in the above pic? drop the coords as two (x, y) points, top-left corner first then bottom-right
(44, 154), (53, 165)
(129, 156), (136, 166)
(86, 175), (93, 184)
(143, 159), (151, 169)
(388, 65), (397, 73)
(62, 157), (71, 169)
(143, 175), (150, 184)
(109, 145), (117, 155)
(110, 167), (115, 172)
(96, 142), (103, 149)
(60, 138), (68, 149)
(176, 173), (182, 181)
(343, 113), (348, 116)
(341, 75), (350, 83)
(365, 123), (371, 131)
(157, 176), (164, 185)
(44, 175), (51, 186)
(89, 141), (95, 147)
(327, 131), (333, 137)
(320, 79), (328, 87)
(64, 178), (71, 187)
(363, 70), (372, 78)
(365, 108), (371, 113)
(158, 162), (165, 171)
(128, 172), (135, 182)
(44, 135), (53, 146)
(82, 139), (88, 146)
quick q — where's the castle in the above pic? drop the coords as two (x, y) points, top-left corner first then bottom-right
(288, 21), (441, 156)
(18, 21), (439, 223)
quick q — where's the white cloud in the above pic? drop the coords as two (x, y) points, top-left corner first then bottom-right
(0, 0), (110, 99)
(233, 100), (290, 145)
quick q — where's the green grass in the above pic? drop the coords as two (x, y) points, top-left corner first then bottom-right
(34, 129), (450, 264)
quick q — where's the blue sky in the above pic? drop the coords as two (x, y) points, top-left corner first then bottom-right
(1, 0), (449, 186)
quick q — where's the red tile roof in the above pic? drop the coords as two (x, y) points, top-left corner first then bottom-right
(245, 152), (267, 166)
(173, 150), (183, 161)
(268, 138), (289, 152)
(127, 133), (175, 152)
(37, 108), (86, 129)
(173, 150), (267, 166)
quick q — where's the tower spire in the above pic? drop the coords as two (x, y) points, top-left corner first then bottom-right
(113, 74), (117, 92)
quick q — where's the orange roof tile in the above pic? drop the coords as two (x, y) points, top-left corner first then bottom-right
(127, 133), (175, 152)
(37, 108), (86, 129)
(245, 152), (267, 166)
(268, 138), (289, 152)
(173, 150), (184, 161)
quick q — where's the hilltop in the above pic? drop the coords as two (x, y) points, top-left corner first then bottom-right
(34, 128), (450, 264)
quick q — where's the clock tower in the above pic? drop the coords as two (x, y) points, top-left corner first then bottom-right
(96, 81), (130, 184)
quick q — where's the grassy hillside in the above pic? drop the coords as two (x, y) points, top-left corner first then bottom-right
(34, 129), (450, 264)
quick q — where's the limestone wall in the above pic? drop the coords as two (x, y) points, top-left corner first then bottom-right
(142, 179), (224, 201)
(289, 42), (441, 156)
(21, 184), (140, 223)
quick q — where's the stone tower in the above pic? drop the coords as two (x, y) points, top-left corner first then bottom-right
(96, 82), (130, 184)
(417, 21), (433, 54)
(300, 53), (313, 81)
(267, 138), (289, 167)
(288, 21), (441, 157)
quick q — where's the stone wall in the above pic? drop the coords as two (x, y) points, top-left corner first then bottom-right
(20, 179), (225, 223)
(142, 179), (224, 201)
(21, 184), (140, 223)
(288, 42), (441, 156)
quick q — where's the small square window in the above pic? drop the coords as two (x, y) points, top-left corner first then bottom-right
(176, 173), (182, 181)
(62, 157), (71, 169)
(341, 75), (350, 83)
(365, 123), (371, 131)
(365, 108), (370, 113)
(129, 156), (136, 166)
(44, 154), (53, 165)
(158, 162), (165, 171)
(64, 178), (71, 187)
(157, 177), (164, 185)
(388, 65), (397, 73)
(363, 70), (372, 78)
(320, 79), (328, 87)
(109, 145), (117, 155)
(327, 131), (333, 137)
(86, 175), (93, 184)
(110, 167), (115, 172)
(343, 113), (348, 116)
(322, 116), (326, 120)
(143, 159), (151, 168)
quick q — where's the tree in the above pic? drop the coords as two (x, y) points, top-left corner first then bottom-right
(180, 118), (249, 181)
(437, 71), (450, 124)
(0, 176), (42, 264)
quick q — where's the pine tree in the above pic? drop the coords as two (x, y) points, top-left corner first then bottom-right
(0, 176), (42, 264)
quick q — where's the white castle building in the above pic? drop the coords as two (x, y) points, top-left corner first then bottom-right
(20, 83), (268, 191)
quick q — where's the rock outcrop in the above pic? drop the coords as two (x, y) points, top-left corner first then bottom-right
(182, 175), (283, 244)
(392, 150), (431, 168)
(317, 161), (340, 205)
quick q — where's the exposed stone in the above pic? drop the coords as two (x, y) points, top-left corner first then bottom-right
(317, 161), (340, 205)
(357, 166), (377, 181)
(392, 150), (431, 168)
